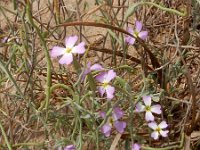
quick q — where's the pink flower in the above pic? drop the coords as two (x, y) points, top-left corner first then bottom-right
(136, 96), (161, 121)
(1, 37), (8, 43)
(125, 20), (148, 45)
(51, 35), (85, 65)
(95, 70), (116, 100)
(64, 144), (75, 150)
(132, 143), (140, 150)
(148, 121), (169, 140)
(100, 107), (126, 137)
(82, 62), (103, 80)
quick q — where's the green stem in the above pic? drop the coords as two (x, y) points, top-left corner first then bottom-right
(0, 59), (24, 99)
(50, 83), (75, 97)
(26, 1), (52, 111)
(143, 2), (186, 16)
(142, 133), (184, 150)
(12, 142), (44, 147)
(125, 1), (186, 21)
(0, 120), (12, 150)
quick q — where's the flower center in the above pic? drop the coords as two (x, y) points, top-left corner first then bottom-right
(145, 105), (151, 111)
(65, 47), (72, 53)
(156, 127), (161, 133)
(102, 81), (109, 89)
(134, 31), (139, 37)
(108, 117), (114, 126)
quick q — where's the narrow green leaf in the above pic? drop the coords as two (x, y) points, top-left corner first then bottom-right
(88, 73), (97, 92)
(108, 29), (122, 46)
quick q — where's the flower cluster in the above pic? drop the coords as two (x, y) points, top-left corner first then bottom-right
(51, 20), (168, 148)
(136, 96), (169, 140)
(51, 36), (117, 100)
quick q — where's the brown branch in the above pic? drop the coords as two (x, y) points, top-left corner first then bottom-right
(88, 46), (153, 71)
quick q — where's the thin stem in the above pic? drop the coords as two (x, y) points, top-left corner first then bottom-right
(0, 59), (24, 100)
(125, 1), (186, 21)
(12, 142), (44, 147)
(142, 133), (184, 150)
(26, 1), (52, 111)
(0, 120), (12, 150)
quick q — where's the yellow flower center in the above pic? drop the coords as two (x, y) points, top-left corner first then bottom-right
(65, 47), (72, 53)
(145, 105), (151, 111)
(108, 117), (114, 126)
(134, 31), (139, 37)
(156, 127), (161, 132)
(102, 81), (109, 89)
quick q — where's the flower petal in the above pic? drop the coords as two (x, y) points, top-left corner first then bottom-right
(72, 42), (85, 54)
(64, 144), (75, 150)
(101, 123), (112, 137)
(65, 36), (78, 48)
(135, 21), (143, 32)
(105, 70), (116, 82)
(87, 62), (92, 67)
(114, 121), (126, 133)
(143, 96), (151, 106)
(148, 122), (158, 130)
(132, 143), (140, 150)
(51, 46), (65, 58)
(138, 31), (148, 40)
(95, 72), (106, 83)
(99, 111), (106, 119)
(59, 53), (73, 65)
(98, 86), (106, 97)
(83, 69), (90, 77)
(90, 64), (103, 71)
(151, 131), (159, 140)
(145, 111), (154, 121)
(127, 27), (134, 35)
(136, 102), (145, 112)
(160, 130), (169, 137)
(158, 121), (168, 129)
(112, 107), (124, 121)
(82, 62), (92, 80)
(125, 36), (135, 45)
(151, 104), (162, 114)
(106, 85), (115, 99)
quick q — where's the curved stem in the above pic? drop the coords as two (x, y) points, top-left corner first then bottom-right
(50, 83), (75, 97)
(125, 1), (186, 21)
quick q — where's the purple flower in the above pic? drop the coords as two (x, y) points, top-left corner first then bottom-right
(148, 121), (169, 140)
(82, 62), (103, 80)
(125, 20), (148, 45)
(132, 143), (140, 150)
(64, 144), (75, 150)
(100, 107), (126, 137)
(95, 70), (116, 100)
(51, 35), (85, 65)
(1, 37), (8, 43)
(136, 96), (161, 121)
